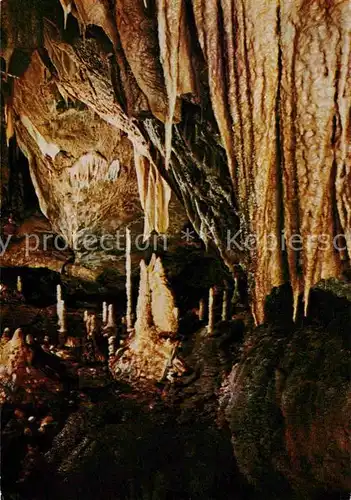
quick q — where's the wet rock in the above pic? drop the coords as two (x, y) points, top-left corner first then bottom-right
(220, 322), (351, 497)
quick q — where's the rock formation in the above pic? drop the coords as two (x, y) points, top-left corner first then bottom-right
(219, 318), (351, 496)
(2, 0), (349, 321)
(112, 255), (179, 381)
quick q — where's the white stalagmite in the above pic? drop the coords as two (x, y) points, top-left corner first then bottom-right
(58, 300), (67, 333)
(102, 301), (108, 325)
(157, 0), (182, 168)
(222, 289), (228, 321)
(17, 276), (22, 293)
(199, 298), (206, 321)
(108, 336), (117, 357)
(207, 287), (215, 335)
(107, 304), (116, 328)
(126, 227), (133, 331)
(57, 284), (62, 303)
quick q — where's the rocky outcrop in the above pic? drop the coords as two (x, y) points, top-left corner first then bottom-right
(219, 319), (351, 497)
(0, 328), (63, 403)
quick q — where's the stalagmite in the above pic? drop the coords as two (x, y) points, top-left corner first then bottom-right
(108, 336), (117, 357)
(134, 260), (153, 334)
(150, 256), (179, 334)
(16, 276), (22, 293)
(207, 287), (215, 335)
(56, 284), (67, 344)
(125, 227), (133, 331)
(107, 304), (116, 329)
(56, 285), (62, 304)
(2, 328), (11, 342)
(157, 0), (182, 168)
(26, 334), (34, 345)
(222, 288), (229, 322)
(113, 255), (179, 381)
(199, 298), (206, 321)
(102, 302), (108, 325)
(85, 312), (98, 339)
(57, 300), (67, 334)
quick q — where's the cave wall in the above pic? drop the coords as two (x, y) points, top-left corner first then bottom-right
(1, 0), (350, 322)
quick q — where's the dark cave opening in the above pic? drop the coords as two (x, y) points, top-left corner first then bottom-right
(2, 136), (41, 221)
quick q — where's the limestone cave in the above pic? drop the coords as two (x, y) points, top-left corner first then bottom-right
(0, 1), (350, 499)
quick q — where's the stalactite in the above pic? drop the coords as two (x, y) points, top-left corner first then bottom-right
(134, 147), (150, 210)
(125, 227), (133, 331)
(59, 0), (72, 30)
(5, 101), (14, 146)
(72, 0), (118, 47)
(133, 145), (172, 241)
(207, 287), (215, 335)
(192, 0), (236, 182)
(144, 165), (156, 241)
(177, 0), (197, 96)
(157, 0), (182, 168)
(279, 0), (350, 318)
(69, 153), (111, 188)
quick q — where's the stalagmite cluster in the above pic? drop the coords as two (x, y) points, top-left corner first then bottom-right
(113, 254), (179, 381)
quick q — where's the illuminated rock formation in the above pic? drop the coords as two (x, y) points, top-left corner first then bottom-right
(112, 255), (179, 381)
(0, 327), (62, 403)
